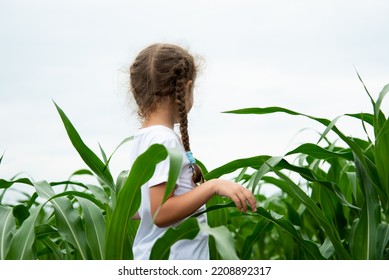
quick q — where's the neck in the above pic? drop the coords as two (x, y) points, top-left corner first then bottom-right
(142, 103), (176, 129)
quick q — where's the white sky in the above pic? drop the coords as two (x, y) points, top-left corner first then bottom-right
(1, 0), (389, 200)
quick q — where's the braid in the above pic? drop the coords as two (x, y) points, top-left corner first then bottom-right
(174, 62), (203, 184)
(175, 76), (190, 152)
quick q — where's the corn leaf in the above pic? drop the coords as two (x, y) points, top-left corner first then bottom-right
(149, 218), (200, 260)
(199, 223), (239, 260)
(286, 143), (353, 161)
(241, 217), (273, 260)
(6, 205), (43, 259)
(351, 153), (381, 259)
(263, 174), (350, 259)
(54, 101), (115, 192)
(104, 144), (182, 259)
(374, 118), (389, 207)
(77, 197), (105, 260)
(34, 181), (90, 259)
(0, 206), (15, 259)
(376, 223), (389, 260)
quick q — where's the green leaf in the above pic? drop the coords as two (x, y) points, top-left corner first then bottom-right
(205, 196), (230, 260)
(375, 118), (389, 206)
(354, 68), (375, 108)
(0, 206), (15, 259)
(255, 207), (324, 259)
(374, 83), (389, 124)
(48, 190), (105, 210)
(319, 237), (335, 259)
(35, 224), (59, 240)
(241, 217), (273, 260)
(53, 101), (115, 191)
(50, 180), (109, 206)
(346, 113), (374, 126)
(263, 174), (350, 259)
(196, 203), (324, 259)
(206, 155), (358, 211)
(12, 204), (30, 227)
(70, 169), (94, 177)
(34, 181), (90, 260)
(199, 223), (239, 260)
(149, 218), (200, 260)
(351, 153), (381, 259)
(6, 205), (43, 259)
(223, 107), (373, 185)
(317, 115), (343, 144)
(195, 158), (209, 176)
(376, 223), (389, 260)
(205, 156), (269, 180)
(0, 178), (33, 190)
(286, 143), (353, 161)
(248, 156), (283, 193)
(105, 144), (182, 260)
(40, 238), (63, 260)
(77, 197), (106, 260)
(115, 170), (129, 194)
(103, 136), (134, 172)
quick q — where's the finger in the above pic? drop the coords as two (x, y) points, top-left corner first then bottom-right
(242, 188), (257, 211)
(231, 195), (243, 211)
(236, 192), (248, 212)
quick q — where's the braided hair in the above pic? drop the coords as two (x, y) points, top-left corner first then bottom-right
(130, 43), (203, 184)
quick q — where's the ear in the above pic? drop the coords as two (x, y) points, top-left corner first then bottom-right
(184, 80), (193, 94)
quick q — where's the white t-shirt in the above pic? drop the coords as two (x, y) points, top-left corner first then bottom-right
(129, 125), (209, 260)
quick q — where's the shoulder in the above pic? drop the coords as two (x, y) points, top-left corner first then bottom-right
(136, 125), (181, 148)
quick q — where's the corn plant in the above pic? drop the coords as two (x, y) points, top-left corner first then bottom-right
(1, 76), (388, 259)
(213, 74), (389, 259)
(0, 102), (236, 260)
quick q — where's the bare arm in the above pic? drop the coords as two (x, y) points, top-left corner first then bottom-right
(150, 179), (257, 228)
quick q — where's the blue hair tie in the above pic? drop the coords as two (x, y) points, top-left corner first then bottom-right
(186, 151), (196, 165)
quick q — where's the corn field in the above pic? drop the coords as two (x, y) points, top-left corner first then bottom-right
(1, 76), (388, 260)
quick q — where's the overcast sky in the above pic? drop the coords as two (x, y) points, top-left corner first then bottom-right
(1, 0), (389, 201)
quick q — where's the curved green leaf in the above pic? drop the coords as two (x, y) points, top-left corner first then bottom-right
(199, 223), (239, 260)
(263, 174), (350, 259)
(53, 101), (115, 191)
(255, 207), (324, 259)
(286, 143), (353, 161)
(104, 144), (182, 260)
(150, 218), (200, 260)
(0, 206), (15, 259)
(34, 181), (90, 259)
(352, 153), (381, 259)
(0, 178), (33, 190)
(12, 204), (30, 227)
(103, 136), (134, 172)
(241, 217), (273, 260)
(48, 190), (105, 210)
(375, 119), (389, 206)
(6, 205), (43, 259)
(376, 223), (389, 260)
(40, 238), (63, 260)
(77, 197), (106, 260)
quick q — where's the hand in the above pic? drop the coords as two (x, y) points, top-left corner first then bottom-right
(212, 179), (257, 212)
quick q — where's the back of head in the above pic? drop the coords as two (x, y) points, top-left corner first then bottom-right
(129, 43), (203, 184)
(129, 43), (196, 120)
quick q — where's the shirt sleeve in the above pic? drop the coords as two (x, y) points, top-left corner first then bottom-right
(146, 134), (182, 189)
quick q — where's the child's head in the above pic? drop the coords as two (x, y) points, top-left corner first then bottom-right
(129, 43), (203, 183)
(129, 43), (196, 148)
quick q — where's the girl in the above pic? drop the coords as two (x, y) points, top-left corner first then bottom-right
(128, 43), (257, 260)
